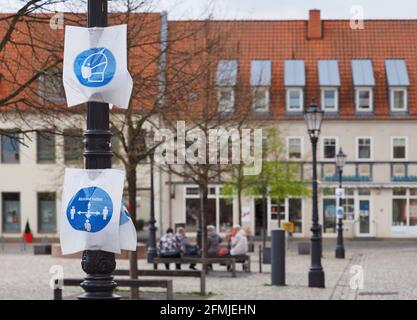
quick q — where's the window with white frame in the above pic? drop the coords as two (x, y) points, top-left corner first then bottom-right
(217, 87), (235, 113)
(392, 188), (417, 228)
(252, 87), (269, 112)
(355, 88), (373, 112)
(287, 137), (302, 160)
(357, 137), (372, 160)
(322, 137), (337, 160)
(392, 137), (407, 160)
(286, 88), (303, 112)
(321, 88), (338, 112)
(390, 88), (407, 112)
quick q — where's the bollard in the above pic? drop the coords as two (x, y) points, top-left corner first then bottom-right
(271, 229), (285, 286)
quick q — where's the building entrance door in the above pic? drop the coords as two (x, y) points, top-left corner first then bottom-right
(356, 198), (372, 236)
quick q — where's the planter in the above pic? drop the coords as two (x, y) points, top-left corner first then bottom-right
(24, 233), (33, 243)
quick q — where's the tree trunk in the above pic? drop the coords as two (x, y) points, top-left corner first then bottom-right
(237, 169), (243, 226)
(237, 187), (242, 226)
(262, 196), (267, 249)
(127, 165), (138, 300)
(200, 185), (209, 259)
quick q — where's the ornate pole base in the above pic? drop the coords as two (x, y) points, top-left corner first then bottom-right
(78, 250), (120, 300)
(335, 218), (345, 259)
(309, 231), (325, 288)
(308, 269), (325, 288)
(335, 245), (345, 259)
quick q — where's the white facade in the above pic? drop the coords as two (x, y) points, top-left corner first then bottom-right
(1, 113), (417, 239)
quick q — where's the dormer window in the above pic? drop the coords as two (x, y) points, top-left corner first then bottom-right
(217, 87), (234, 113)
(253, 87), (269, 111)
(285, 60), (305, 113)
(390, 88), (407, 112)
(286, 88), (303, 112)
(321, 88), (338, 112)
(385, 60), (409, 113)
(216, 60), (238, 113)
(318, 60), (340, 112)
(355, 87), (373, 112)
(352, 60), (375, 113)
(251, 60), (271, 112)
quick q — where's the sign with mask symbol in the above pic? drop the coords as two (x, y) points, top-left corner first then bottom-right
(63, 25), (133, 109)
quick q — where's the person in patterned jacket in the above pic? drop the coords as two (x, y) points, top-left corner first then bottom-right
(158, 227), (181, 270)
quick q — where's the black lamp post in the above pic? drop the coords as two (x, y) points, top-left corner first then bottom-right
(78, 0), (120, 300)
(335, 148), (347, 259)
(304, 100), (325, 288)
(146, 128), (157, 263)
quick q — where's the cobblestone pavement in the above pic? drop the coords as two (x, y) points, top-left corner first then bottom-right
(0, 239), (416, 300)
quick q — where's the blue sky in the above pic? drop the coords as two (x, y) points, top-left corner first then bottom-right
(2, 0), (417, 20)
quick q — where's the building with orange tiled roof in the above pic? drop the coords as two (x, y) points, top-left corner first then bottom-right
(1, 9), (417, 240)
(166, 10), (417, 239)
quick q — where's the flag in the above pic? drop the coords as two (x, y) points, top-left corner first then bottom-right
(60, 168), (125, 254)
(62, 24), (133, 109)
(119, 200), (137, 251)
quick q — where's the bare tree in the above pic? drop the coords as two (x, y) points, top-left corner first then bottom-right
(159, 19), (256, 259)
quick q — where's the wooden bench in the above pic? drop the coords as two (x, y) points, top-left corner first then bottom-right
(153, 255), (251, 278)
(114, 269), (206, 296)
(53, 278), (173, 300)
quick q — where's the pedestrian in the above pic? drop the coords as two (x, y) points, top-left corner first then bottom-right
(230, 224), (248, 256)
(207, 225), (223, 257)
(207, 225), (223, 270)
(158, 227), (181, 270)
(176, 227), (199, 270)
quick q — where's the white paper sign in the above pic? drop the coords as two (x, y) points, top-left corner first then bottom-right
(119, 202), (137, 251)
(63, 25), (133, 109)
(241, 206), (251, 222)
(336, 206), (344, 219)
(60, 168), (125, 254)
(335, 188), (345, 199)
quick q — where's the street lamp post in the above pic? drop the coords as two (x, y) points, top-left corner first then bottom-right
(304, 100), (325, 288)
(146, 128), (157, 263)
(78, 0), (120, 300)
(335, 148), (347, 259)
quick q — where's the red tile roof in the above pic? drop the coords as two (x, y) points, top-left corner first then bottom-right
(168, 17), (417, 120)
(2, 11), (417, 120)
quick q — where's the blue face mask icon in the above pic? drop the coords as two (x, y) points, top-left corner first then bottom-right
(73, 47), (116, 87)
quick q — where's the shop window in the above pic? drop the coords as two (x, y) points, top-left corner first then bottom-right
(38, 193), (56, 233)
(288, 198), (302, 233)
(2, 193), (20, 233)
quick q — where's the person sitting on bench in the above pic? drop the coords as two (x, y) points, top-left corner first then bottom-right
(207, 225), (223, 270)
(230, 224), (248, 256)
(176, 227), (199, 270)
(158, 227), (181, 270)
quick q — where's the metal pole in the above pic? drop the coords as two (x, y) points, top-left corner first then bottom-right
(308, 137), (325, 288)
(335, 168), (345, 259)
(147, 154), (157, 263)
(78, 0), (120, 300)
(271, 229), (285, 286)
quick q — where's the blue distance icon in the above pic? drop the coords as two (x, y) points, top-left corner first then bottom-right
(66, 186), (113, 233)
(73, 47), (116, 87)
